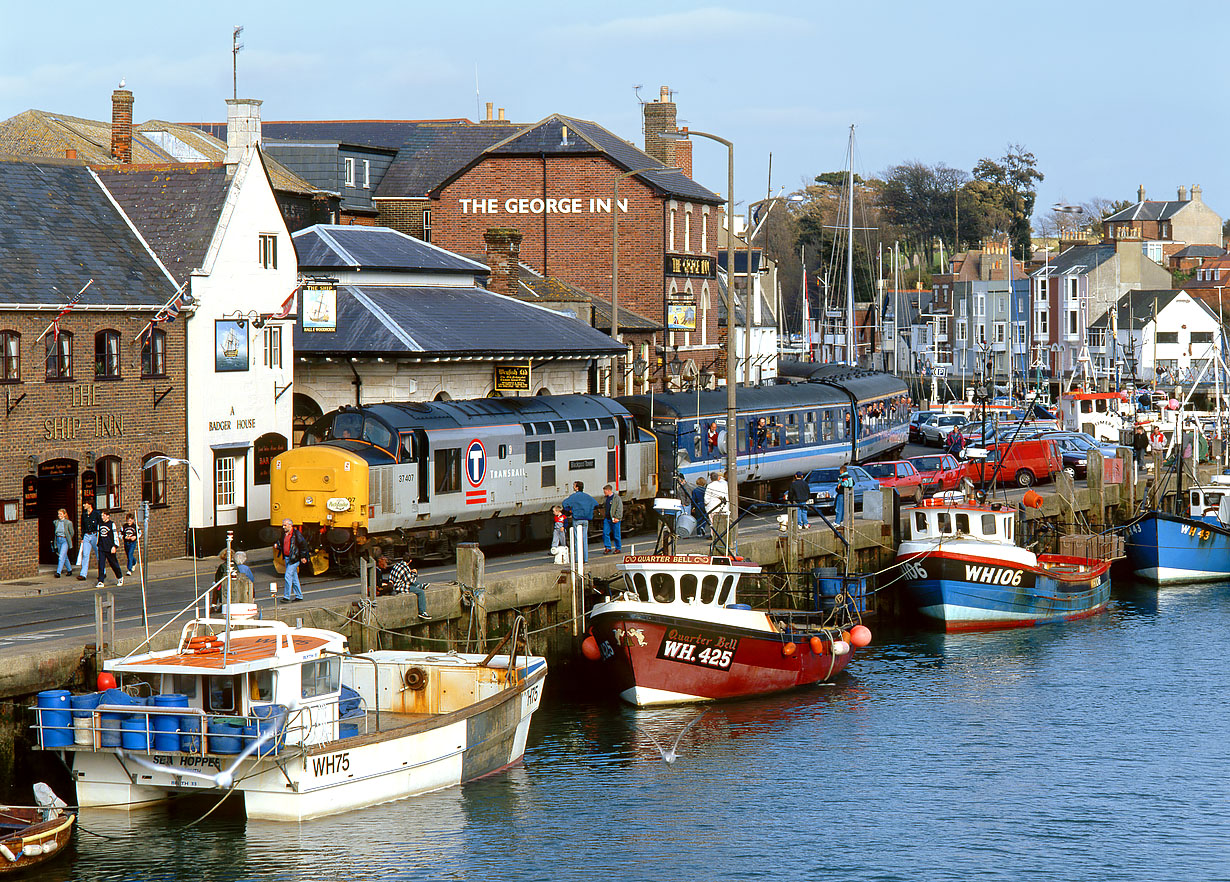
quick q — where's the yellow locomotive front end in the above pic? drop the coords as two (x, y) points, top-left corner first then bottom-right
(269, 446), (370, 573)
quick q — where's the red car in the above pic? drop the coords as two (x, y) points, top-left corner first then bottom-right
(962, 438), (1062, 487)
(862, 460), (927, 502)
(908, 454), (964, 495)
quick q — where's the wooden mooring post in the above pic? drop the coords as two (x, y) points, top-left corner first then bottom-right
(457, 543), (487, 650)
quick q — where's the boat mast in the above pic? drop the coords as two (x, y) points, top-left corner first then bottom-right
(845, 124), (855, 366)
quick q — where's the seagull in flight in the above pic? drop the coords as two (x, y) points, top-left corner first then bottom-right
(636, 709), (710, 764)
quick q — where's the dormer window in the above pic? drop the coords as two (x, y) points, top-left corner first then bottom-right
(344, 157), (355, 188)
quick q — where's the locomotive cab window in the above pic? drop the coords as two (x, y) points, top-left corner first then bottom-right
(332, 413), (363, 440)
(362, 418), (395, 455)
(399, 434), (416, 460)
(435, 448), (461, 493)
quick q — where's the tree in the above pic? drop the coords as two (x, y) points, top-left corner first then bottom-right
(879, 161), (969, 265)
(972, 144), (1044, 258)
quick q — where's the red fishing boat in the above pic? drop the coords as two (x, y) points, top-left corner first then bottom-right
(586, 554), (870, 707)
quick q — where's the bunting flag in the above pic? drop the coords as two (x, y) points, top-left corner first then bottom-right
(38, 279), (94, 343)
(138, 282), (193, 341)
(269, 285), (299, 321)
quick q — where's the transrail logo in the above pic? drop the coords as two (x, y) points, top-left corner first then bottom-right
(964, 564), (1023, 586)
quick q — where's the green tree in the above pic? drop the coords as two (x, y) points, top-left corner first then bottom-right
(879, 161), (968, 264)
(972, 144), (1044, 258)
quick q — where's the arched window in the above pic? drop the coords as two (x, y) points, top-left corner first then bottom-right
(433, 391), (452, 402)
(701, 209), (709, 252)
(0, 331), (18, 383)
(96, 456), (121, 510)
(141, 328), (166, 377)
(142, 454), (168, 508)
(45, 331), (71, 381)
(95, 330), (120, 378)
(669, 206), (677, 251)
(684, 208), (692, 252)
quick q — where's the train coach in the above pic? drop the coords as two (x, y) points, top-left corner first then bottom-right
(619, 365), (909, 501)
(268, 395), (657, 571)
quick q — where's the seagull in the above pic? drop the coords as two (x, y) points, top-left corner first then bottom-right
(118, 724), (278, 789)
(636, 708), (709, 764)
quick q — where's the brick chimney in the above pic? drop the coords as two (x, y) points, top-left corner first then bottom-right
(1178, 184), (1188, 201)
(225, 98), (263, 170)
(643, 85), (677, 166)
(1137, 184), (1146, 203)
(483, 228), (522, 296)
(674, 139), (692, 178)
(110, 85), (134, 163)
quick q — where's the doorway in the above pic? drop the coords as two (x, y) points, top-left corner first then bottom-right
(37, 459), (78, 565)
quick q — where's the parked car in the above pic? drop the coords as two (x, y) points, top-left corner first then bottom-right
(863, 460), (927, 501)
(804, 465), (880, 513)
(909, 410), (945, 443)
(920, 414), (969, 447)
(1033, 432), (1120, 478)
(908, 453), (964, 495)
(962, 438), (1062, 487)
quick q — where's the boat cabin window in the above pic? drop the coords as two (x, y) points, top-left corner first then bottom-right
(982, 514), (997, 536)
(700, 574), (719, 603)
(301, 657), (341, 699)
(631, 572), (648, 600)
(164, 673), (197, 698)
(717, 575), (734, 605)
(206, 676), (241, 713)
(955, 513), (969, 533)
(937, 512), (952, 533)
(680, 574), (699, 603)
(251, 670), (276, 702)
(651, 573), (674, 603)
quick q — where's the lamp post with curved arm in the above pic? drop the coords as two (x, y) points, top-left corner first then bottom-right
(659, 127), (737, 553)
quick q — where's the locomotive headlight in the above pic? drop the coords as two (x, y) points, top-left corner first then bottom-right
(304, 495), (315, 506)
(326, 497), (351, 513)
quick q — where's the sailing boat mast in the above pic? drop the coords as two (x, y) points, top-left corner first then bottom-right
(845, 124), (856, 365)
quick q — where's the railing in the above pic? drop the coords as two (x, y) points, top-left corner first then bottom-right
(478, 615), (530, 685)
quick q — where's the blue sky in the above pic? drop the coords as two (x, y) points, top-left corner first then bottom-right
(2, 1), (1224, 230)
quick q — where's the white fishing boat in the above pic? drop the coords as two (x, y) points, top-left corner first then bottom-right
(32, 608), (545, 822)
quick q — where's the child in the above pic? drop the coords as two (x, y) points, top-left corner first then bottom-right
(550, 504), (565, 553)
(121, 513), (140, 576)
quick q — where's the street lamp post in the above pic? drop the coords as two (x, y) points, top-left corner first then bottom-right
(660, 127), (738, 553)
(612, 165), (678, 396)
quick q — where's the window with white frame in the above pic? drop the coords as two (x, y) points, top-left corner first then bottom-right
(975, 295), (985, 317)
(264, 325), (282, 369)
(936, 317), (949, 336)
(959, 300), (967, 317)
(957, 320), (967, 342)
(1036, 310), (1049, 336)
(669, 207), (676, 251)
(994, 322), (1006, 344)
(1036, 280), (1047, 302)
(684, 209), (692, 252)
(1016, 324), (1026, 345)
(216, 456), (236, 509)
(344, 157), (355, 188)
(1143, 241), (1163, 264)
(1068, 277), (1079, 302)
(258, 233), (277, 269)
(422, 208), (432, 242)
(1068, 310), (1078, 335)
(701, 210), (709, 252)
(363, 159), (371, 189)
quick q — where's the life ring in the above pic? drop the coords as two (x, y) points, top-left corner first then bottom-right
(186, 635), (221, 649)
(404, 666), (429, 691)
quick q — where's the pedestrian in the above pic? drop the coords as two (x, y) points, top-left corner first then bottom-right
(1132, 426), (1149, 467)
(835, 464), (855, 528)
(95, 510), (123, 588)
(704, 471), (730, 551)
(786, 471), (811, 530)
(690, 476), (709, 537)
(549, 504), (566, 555)
(121, 512), (140, 576)
(601, 484), (624, 554)
(562, 481), (597, 563)
(706, 422), (719, 457)
(52, 508), (75, 578)
(273, 518), (310, 602)
(388, 551), (431, 620)
(76, 500), (100, 581)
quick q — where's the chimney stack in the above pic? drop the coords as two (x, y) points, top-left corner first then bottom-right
(675, 139), (692, 178)
(1192, 184), (1202, 203)
(110, 85), (134, 163)
(1178, 184), (1188, 201)
(483, 228), (523, 297)
(1137, 184), (1146, 203)
(65, 149), (77, 160)
(498, 107), (505, 121)
(485, 102), (493, 122)
(225, 98), (263, 170)
(642, 85), (677, 167)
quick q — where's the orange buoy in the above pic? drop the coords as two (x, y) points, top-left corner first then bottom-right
(849, 624), (872, 648)
(97, 672), (116, 690)
(781, 641), (797, 657)
(1023, 489), (1043, 509)
(809, 636), (825, 654)
(580, 635), (602, 661)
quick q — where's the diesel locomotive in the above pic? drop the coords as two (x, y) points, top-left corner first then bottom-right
(269, 369), (908, 572)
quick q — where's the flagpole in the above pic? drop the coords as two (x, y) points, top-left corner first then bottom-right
(37, 278), (94, 342)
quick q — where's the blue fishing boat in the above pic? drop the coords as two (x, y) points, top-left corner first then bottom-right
(896, 499), (1111, 631)
(1123, 475), (1230, 584)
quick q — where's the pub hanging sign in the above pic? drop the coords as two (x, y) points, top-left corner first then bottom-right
(664, 253), (716, 279)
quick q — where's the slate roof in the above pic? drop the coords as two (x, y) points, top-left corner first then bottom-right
(375, 123), (520, 198)
(0, 109), (322, 197)
(1088, 289), (1183, 329)
(1104, 200), (1188, 223)
(515, 264), (661, 333)
(1171, 244), (1225, 259)
(293, 225), (488, 275)
(293, 285), (623, 358)
(1031, 244), (1116, 278)
(91, 163), (230, 285)
(0, 155), (177, 307)
(192, 120), (466, 151)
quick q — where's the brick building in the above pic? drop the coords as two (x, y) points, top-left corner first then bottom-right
(0, 156), (188, 578)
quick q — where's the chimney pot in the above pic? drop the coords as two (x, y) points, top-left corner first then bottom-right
(110, 87), (134, 164)
(1178, 184), (1188, 201)
(485, 102), (493, 121)
(498, 107), (505, 121)
(65, 149), (77, 160)
(659, 85), (670, 102)
(1137, 184), (1146, 203)
(1192, 184), (1202, 203)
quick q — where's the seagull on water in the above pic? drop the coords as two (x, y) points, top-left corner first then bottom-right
(636, 708), (710, 764)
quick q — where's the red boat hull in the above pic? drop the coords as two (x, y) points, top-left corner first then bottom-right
(589, 610), (854, 706)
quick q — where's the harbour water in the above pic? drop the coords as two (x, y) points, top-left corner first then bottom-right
(33, 578), (1230, 882)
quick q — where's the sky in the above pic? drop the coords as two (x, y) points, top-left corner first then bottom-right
(2, 0), (1225, 231)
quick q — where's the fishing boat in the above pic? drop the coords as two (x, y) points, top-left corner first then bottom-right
(31, 607), (545, 822)
(1123, 473), (1230, 583)
(0, 785), (74, 874)
(585, 553), (870, 706)
(896, 498), (1111, 631)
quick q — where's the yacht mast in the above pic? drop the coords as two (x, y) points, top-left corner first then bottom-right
(845, 124), (856, 365)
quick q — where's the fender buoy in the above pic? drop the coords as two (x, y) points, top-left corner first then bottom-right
(809, 636), (825, 654)
(781, 642), (797, 657)
(96, 672), (116, 691)
(581, 635), (601, 661)
(1023, 489), (1044, 509)
(849, 625), (872, 648)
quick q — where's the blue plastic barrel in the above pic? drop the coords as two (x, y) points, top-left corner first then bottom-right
(207, 718), (242, 755)
(151, 694), (188, 752)
(120, 716), (149, 750)
(36, 690), (73, 748)
(339, 721), (359, 739)
(70, 691), (101, 718)
(98, 688), (139, 747)
(179, 715), (202, 753)
(251, 705), (288, 755)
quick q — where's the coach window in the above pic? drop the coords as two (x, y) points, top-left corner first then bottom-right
(435, 448), (461, 494)
(399, 434), (415, 461)
(737, 422), (749, 453)
(785, 414), (800, 445)
(823, 411), (834, 441)
(803, 412), (816, 444)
